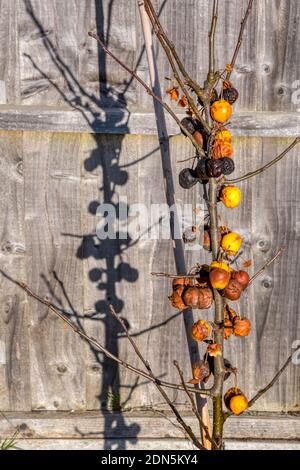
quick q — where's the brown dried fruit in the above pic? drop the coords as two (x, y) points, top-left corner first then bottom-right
(168, 287), (187, 310)
(223, 279), (243, 300)
(172, 278), (186, 290)
(197, 287), (214, 309)
(188, 361), (210, 384)
(224, 319), (233, 340)
(191, 319), (211, 342)
(233, 317), (251, 337)
(207, 343), (222, 357)
(224, 304), (237, 322)
(183, 287), (213, 309)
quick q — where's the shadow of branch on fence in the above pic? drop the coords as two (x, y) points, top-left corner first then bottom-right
(22, 0), (169, 450)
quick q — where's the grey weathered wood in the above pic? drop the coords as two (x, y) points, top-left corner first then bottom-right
(0, 107), (299, 136)
(23, 131), (86, 410)
(0, 0), (299, 437)
(0, 411), (299, 440)
(0, 131), (30, 411)
(3, 438), (300, 450)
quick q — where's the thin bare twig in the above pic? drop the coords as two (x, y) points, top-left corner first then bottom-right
(208, 0), (219, 76)
(174, 361), (216, 450)
(88, 31), (203, 154)
(109, 305), (206, 450)
(249, 248), (284, 285)
(143, 1), (209, 139)
(224, 344), (300, 421)
(248, 345), (300, 408)
(225, 138), (300, 184)
(151, 272), (204, 280)
(143, 0), (206, 104)
(226, 0), (254, 81)
(5, 274), (212, 398)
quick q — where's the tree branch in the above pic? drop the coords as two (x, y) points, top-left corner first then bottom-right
(2, 273), (212, 398)
(208, 0), (219, 77)
(248, 345), (300, 408)
(143, 1), (209, 138)
(143, 0), (206, 104)
(109, 305), (206, 450)
(224, 344), (300, 421)
(249, 248), (284, 286)
(88, 31), (203, 154)
(226, 0), (254, 81)
(225, 138), (300, 184)
(173, 360), (215, 450)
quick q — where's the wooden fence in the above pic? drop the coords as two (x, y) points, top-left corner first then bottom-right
(0, 0), (299, 449)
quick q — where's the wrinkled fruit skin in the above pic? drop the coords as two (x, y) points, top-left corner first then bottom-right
(209, 268), (231, 290)
(196, 158), (209, 180)
(183, 287), (200, 308)
(188, 360), (210, 384)
(224, 318), (233, 340)
(184, 287), (213, 309)
(230, 394), (248, 415)
(231, 270), (250, 290)
(179, 168), (198, 189)
(224, 87), (239, 105)
(207, 343), (222, 357)
(224, 387), (242, 411)
(197, 287), (214, 309)
(206, 159), (224, 178)
(168, 287), (187, 311)
(191, 319), (211, 342)
(212, 141), (233, 159)
(211, 99), (233, 123)
(221, 157), (235, 175)
(215, 128), (232, 143)
(233, 317), (251, 337)
(180, 117), (198, 136)
(223, 279), (243, 300)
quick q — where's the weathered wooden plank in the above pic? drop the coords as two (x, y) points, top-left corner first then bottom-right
(0, 131), (30, 411)
(23, 131), (86, 410)
(248, 138), (300, 411)
(0, 411), (299, 440)
(0, 0), (296, 113)
(19, 0), (137, 108)
(0, 0), (20, 104)
(4, 438), (300, 450)
(0, 107), (300, 136)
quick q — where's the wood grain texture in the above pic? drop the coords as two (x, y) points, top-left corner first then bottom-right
(0, 411), (299, 440)
(0, 131), (30, 411)
(2, 438), (300, 450)
(0, 0), (20, 104)
(0, 107), (300, 136)
(0, 0), (299, 427)
(23, 131), (86, 411)
(0, 0), (298, 112)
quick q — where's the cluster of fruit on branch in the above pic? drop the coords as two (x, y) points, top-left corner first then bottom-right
(167, 78), (250, 416)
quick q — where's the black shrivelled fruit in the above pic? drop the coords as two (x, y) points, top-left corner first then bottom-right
(179, 168), (198, 189)
(180, 117), (198, 136)
(224, 87), (239, 105)
(206, 159), (223, 178)
(196, 158), (209, 180)
(220, 157), (235, 175)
